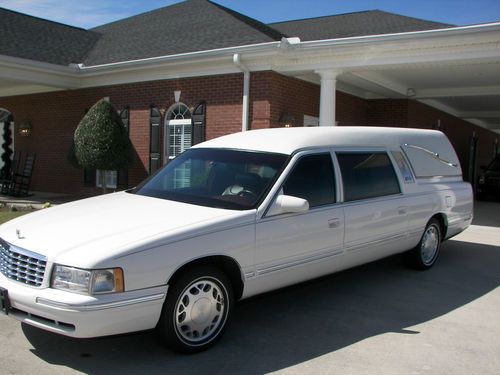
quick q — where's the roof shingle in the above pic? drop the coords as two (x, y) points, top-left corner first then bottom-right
(0, 7), (99, 66)
(84, 0), (284, 66)
(0, 2), (455, 68)
(269, 10), (453, 41)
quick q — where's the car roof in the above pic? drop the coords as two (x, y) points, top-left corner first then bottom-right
(194, 126), (444, 155)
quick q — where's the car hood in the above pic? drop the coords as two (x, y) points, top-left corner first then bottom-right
(0, 192), (254, 268)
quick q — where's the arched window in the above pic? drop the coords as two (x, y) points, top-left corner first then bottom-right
(167, 102), (192, 120)
(164, 103), (192, 163)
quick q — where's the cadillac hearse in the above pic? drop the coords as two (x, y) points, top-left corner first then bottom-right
(0, 127), (473, 352)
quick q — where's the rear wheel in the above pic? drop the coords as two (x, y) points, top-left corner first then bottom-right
(158, 266), (233, 353)
(406, 218), (442, 270)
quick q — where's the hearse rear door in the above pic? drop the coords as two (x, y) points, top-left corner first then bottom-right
(254, 151), (344, 292)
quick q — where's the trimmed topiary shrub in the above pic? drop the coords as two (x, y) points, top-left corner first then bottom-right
(72, 99), (133, 193)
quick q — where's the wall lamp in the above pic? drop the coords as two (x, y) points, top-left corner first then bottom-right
(19, 121), (32, 137)
(279, 111), (296, 128)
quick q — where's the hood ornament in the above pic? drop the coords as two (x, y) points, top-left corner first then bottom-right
(16, 229), (25, 239)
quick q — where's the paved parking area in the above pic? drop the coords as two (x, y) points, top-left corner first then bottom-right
(1, 201), (499, 375)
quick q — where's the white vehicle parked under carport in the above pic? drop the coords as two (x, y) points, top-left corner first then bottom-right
(0, 127), (473, 353)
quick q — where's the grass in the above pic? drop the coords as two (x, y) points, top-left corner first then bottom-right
(0, 211), (31, 225)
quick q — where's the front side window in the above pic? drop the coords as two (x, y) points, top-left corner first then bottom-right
(282, 153), (336, 207)
(133, 148), (288, 210)
(337, 152), (401, 201)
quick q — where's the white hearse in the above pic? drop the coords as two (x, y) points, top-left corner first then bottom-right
(0, 127), (472, 352)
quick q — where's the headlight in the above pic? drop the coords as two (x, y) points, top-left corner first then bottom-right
(52, 265), (124, 295)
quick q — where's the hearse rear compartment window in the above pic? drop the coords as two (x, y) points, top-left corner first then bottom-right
(337, 152), (401, 201)
(391, 151), (415, 183)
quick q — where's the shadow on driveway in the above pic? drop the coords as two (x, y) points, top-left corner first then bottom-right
(472, 200), (500, 227)
(22, 239), (500, 374)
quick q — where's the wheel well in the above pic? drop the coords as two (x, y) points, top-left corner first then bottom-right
(167, 256), (244, 300)
(431, 213), (448, 238)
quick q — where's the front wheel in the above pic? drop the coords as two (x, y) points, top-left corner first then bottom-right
(158, 266), (233, 353)
(405, 218), (442, 270)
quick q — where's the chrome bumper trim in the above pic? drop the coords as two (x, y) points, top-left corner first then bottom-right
(257, 247), (343, 276)
(36, 292), (166, 312)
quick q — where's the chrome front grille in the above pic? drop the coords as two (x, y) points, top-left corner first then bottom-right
(0, 239), (46, 287)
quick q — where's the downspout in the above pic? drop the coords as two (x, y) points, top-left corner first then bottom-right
(233, 53), (250, 132)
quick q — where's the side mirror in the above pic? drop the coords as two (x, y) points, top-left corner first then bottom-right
(267, 195), (309, 216)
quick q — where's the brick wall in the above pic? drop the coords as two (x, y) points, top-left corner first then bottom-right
(0, 74), (245, 194)
(0, 70), (324, 194)
(337, 92), (368, 126)
(1, 70), (497, 194)
(252, 72), (367, 128)
(258, 72), (320, 128)
(366, 99), (409, 127)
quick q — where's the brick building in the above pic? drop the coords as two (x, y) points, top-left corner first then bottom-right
(1, 0), (499, 194)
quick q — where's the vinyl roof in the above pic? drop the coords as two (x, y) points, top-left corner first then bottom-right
(194, 126), (448, 155)
(0, 0), (453, 67)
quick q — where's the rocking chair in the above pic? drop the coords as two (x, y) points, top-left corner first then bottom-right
(9, 153), (36, 197)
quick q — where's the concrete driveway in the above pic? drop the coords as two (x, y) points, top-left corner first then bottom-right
(1, 201), (499, 375)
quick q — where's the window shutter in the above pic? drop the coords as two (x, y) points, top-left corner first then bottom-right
(150, 105), (162, 174)
(192, 102), (206, 145)
(118, 106), (130, 187)
(120, 106), (129, 133)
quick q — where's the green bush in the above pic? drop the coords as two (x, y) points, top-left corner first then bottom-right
(73, 99), (133, 171)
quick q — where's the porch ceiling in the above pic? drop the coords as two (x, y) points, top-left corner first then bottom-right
(292, 60), (500, 134)
(0, 77), (62, 97)
(0, 54), (80, 97)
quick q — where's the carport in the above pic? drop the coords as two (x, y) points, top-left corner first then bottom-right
(271, 23), (500, 134)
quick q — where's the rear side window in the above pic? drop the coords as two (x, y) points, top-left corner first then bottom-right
(282, 154), (336, 207)
(337, 152), (401, 201)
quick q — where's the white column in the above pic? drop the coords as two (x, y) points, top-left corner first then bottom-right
(316, 70), (340, 126)
(241, 71), (250, 132)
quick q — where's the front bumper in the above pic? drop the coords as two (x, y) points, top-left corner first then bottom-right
(0, 273), (167, 338)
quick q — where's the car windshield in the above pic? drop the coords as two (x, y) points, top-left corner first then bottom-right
(132, 148), (288, 210)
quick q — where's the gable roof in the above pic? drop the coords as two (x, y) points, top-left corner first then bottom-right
(0, 1), (455, 68)
(0, 7), (99, 66)
(83, 0), (284, 66)
(269, 10), (453, 41)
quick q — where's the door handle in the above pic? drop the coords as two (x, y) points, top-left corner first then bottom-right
(328, 218), (341, 228)
(445, 195), (453, 208)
